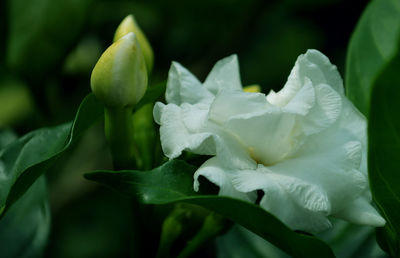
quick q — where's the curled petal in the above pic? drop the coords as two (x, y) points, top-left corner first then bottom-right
(203, 55), (243, 94)
(267, 50), (345, 134)
(166, 62), (213, 105)
(209, 90), (273, 125)
(259, 188), (332, 233)
(334, 195), (386, 227)
(270, 78), (315, 115)
(301, 83), (342, 134)
(155, 51), (385, 232)
(285, 49), (344, 96)
(154, 102), (215, 158)
(232, 169), (332, 232)
(155, 101), (256, 169)
(273, 128), (368, 214)
(194, 157), (256, 202)
(225, 110), (298, 166)
(336, 97), (368, 174)
(209, 128), (257, 170)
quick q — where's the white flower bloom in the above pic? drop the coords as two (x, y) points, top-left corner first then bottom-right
(153, 50), (385, 233)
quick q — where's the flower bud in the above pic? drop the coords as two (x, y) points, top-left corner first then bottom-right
(114, 14), (154, 73)
(91, 32), (147, 108)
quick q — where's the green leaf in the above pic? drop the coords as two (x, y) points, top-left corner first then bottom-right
(0, 93), (103, 217)
(0, 77), (34, 127)
(0, 129), (17, 148)
(216, 225), (288, 258)
(134, 81), (167, 112)
(0, 175), (50, 258)
(345, 0), (400, 116)
(6, 0), (93, 81)
(85, 160), (335, 258)
(346, 0), (400, 255)
(368, 53), (400, 256)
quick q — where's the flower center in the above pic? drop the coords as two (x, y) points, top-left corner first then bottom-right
(247, 146), (283, 166)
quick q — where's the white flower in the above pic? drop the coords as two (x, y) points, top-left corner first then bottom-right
(153, 50), (385, 233)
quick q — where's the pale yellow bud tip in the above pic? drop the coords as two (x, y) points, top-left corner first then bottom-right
(243, 84), (261, 93)
(91, 32), (148, 108)
(114, 14), (154, 73)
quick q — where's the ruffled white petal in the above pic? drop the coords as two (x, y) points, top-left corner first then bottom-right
(208, 126), (257, 170)
(333, 195), (386, 227)
(336, 97), (368, 174)
(259, 190), (332, 233)
(271, 127), (368, 214)
(225, 110), (298, 166)
(166, 62), (213, 105)
(154, 102), (215, 158)
(272, 78), (315, 115)
(194, 157), (255, 202)
(203, 55), (242, 94)
(232, 168), (332, 232)
(300, 84), (342, 134)
(155, 51), (385, 233)
(268, 50), (344, 135)
(209, 90), (273, 125)
(285, 49), (344, 96)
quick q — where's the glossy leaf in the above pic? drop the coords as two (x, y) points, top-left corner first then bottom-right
(345, 0), (400, 115)
(368, 53), (400, 256)
(346, 0), (400, 255)
(85, 160), (335, 258)
(0, 93), (103, 217)
(0, 176), (50, 258)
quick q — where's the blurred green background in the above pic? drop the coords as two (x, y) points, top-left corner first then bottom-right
(0, 0), (373, 257)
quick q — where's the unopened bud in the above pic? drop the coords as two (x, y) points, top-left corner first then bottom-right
(114, 15), (154, 73)
(91, 32), (147, 108)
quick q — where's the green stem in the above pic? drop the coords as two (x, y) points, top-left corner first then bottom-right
(156, 207), (190, 258)
(177, 213), (231, 258)
(133, 103), (156, 170)
(104, 107), (139, 169)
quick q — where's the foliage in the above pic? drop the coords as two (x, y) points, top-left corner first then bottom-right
(346, 0), (400, 256)
(0, 94), (102, 217)
(85, 160), (334, 257)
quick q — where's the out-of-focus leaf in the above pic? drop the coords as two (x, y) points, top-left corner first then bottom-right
(132, 81), (166, 170)
(0, 175), (50, 258)
(345, 0), (400, 255)
(0, 78), (34, 127)
(318, 220), (387, 258)
(46, 187), (133, 258)
(0, 129), (17, 148)
(85, 160), (335, 258)
(6, 0), (93, 81)
(0, 93), (103, 217)
(345, 0), (400, 115)
(63, 37), (102, 75)
(368, 53), (400, 256)
(133, 104), (156, 170)
(216, 225), (288, 258)
(134, 81), (166, 112)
